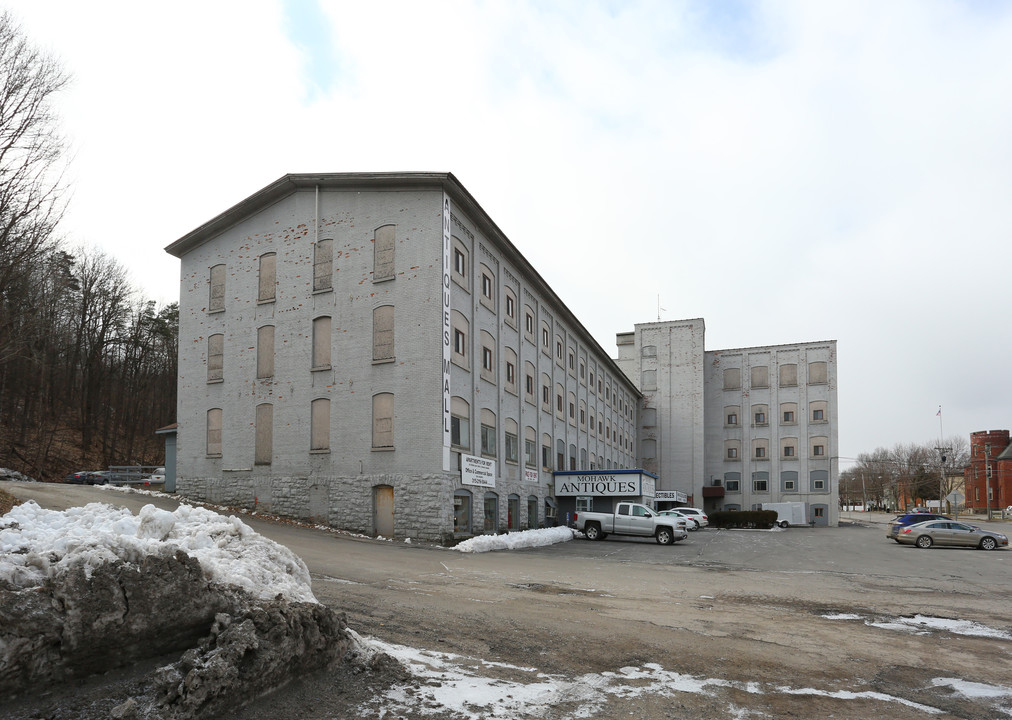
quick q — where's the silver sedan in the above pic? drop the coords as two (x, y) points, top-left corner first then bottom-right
(895, 520), (1009, 550)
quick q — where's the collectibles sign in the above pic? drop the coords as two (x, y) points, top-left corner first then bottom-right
(462, 454), (496, 488)
(655, 490), (688, 503)
(556, 473), (654, 497)
(441, 193), (452, 471)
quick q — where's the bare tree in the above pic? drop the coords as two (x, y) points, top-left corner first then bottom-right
(0, 10), (69, 366)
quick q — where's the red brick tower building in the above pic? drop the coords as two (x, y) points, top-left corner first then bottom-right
(963, 430), (1011, 514)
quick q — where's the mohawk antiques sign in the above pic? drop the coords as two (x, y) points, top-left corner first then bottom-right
(554, 471), (656, 498)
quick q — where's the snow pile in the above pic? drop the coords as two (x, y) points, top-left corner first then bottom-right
(452, 526), (575, 553)
(0, 501), (316, 603)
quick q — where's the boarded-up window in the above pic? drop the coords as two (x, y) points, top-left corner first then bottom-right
(257, 325), (274, 379)
(313, 316), (331, 369)
(723, 367), (740, 390)
(206, 408), (222, 456)
(373, 306), (394, 361)
(779, 363), (797, 387)
(372, 392), (394, 448)
(641, 370), (657, 389)
(374, 225), (395, 281)
(751, 366), (769, 388)
(314, 239), (333, 292)
(207, 334), (224, 382)
(209, 264), (225, 312)
(258, 253), (276, 302)
(255, 403), (272, 465)
(311, 398), (330, 451)
(809, 361), (828, 384)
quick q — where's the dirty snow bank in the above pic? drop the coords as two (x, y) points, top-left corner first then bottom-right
(0, 502), (360, 719)
(452, 526), (576, 553)
(0, 500), (315, 602)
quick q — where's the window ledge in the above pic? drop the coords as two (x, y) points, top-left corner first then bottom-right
(371, 446), (395, 452)
(207, 378), (224, 385)
(373, 275), (394, 284)
(208, 308), (225, 315)
(206, 453), (223, 459)
(312, 287), (334, 295)
(310, 449), (331, 454)
(257, 298), (275, 305)
(312, 365), (332, 372)
(372, 358), (395, 365)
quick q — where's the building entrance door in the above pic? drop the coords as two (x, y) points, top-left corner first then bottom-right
(373, 485), (394, 537)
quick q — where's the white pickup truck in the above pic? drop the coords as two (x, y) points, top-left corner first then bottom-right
(573, 502), (688, 545)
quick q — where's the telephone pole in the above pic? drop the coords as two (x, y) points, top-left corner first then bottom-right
(935, 446), (951, 514)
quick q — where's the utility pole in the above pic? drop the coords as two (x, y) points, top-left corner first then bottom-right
(935, 446), (950, 514)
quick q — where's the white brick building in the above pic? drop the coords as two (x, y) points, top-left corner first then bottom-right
(616, 321), (839, 526)
(165, 173), (640, 543)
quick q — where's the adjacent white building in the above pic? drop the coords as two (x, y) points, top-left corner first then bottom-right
(616, 320), (839, 526)
(165, 173), (640, 543)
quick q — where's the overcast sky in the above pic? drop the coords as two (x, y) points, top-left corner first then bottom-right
(8, 0), (1011, 466)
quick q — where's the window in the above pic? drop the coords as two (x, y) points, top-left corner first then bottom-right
(480, 409), (496, 457)
(480, 266), (494, 309)
(811, 401), (827, 422)
(556, 439), (565, 471)
(373, 306), (394, 362)
(811, 469), (828, 491)
(781, 404), (796, 424)
(755, 446), (766, 458)
(813, 444), (825, 456)
(751, 365), (769, 388)
(579, 359), (586, 382)
(314, 239), (333, 292)
(483, 492), (498, 533)
(783, 445), (795, 457)
(568, 392), (577, 426)
(525, 427), (537, 468)
(504, 348), (517, 394)
(258, 253), (276, 302)
(541, 379), (550, 411)
(568, 349), (575, 373)
(255, 403), (272, 465)
(781, 470), (798, 492)
(524, 306), (535, 341)
(207, 334), (224, 383)
(524, 362), (536, 404)
(753, 438), (769, 459)
(206, 408), (222, 456)
(725, 406), (739, 427)
(257, 325), (274, 379)
(451, 311), (469, 368)
(542, 434), (552, 469)
(723, 367), (740, 390)
(480, 331), (495, 382)
(579, 400), (587, 428)
(311, 398), (330, 451)
(313, 316), (332, 369)
(541, 323), (551, 354)
(452, 239), (469, 290)
(724, 472), (740, 492)
(508, 495), (519, 531)
(504, 289), (517, 327)
(451, 397), (470, 450)
(808, 361), (828, 385)
(725, 440), (740, 459)
(505, 419), (518, 464)
(779, 363), (798, 387)
(752, 471), (769, 492)
(374, 225), (395, 281)
(372, 393), (394, 449)
(555, 384), (564, 418)
(754, 411), (767, 426)
(209, 264), (226, 312)
(527, 496), (538, 529)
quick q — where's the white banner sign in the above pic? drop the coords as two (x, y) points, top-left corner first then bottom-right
(524, 468), (539, 484)
(462, 454), (496, 488)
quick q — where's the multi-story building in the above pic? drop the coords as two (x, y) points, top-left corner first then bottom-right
(165, 173), (639, 543)
(616, 320), (839, 526)
(963, 430), (1011, 514)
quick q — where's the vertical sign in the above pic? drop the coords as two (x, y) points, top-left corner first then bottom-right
(442, 193), (452, 471)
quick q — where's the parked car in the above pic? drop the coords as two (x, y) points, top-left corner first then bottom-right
(84, 471), (110, 485)
(895, 520), (1008, 550)
(657, 511), (692, 532)
(674, 507), (709, 529)
(63, 471), (90, 484)
(148, 467), (166, 483)
(886, 513), (951, 542)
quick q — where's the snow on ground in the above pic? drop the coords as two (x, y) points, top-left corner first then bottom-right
(451, 526), (576, 553)
(349, 632), (986, 719)
(0, 501), (316, 602)
(822, 611), (1012, 640)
